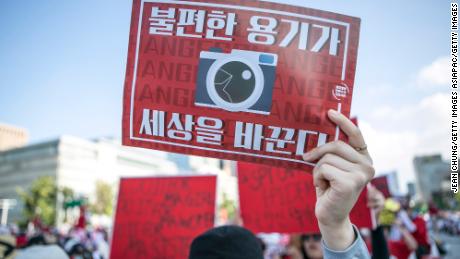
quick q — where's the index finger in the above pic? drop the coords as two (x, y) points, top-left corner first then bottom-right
(328, 109), (367, 153)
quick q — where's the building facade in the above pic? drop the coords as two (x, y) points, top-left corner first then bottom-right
(0, 135), (238, 226)
(413, 155), (452, 207)
(0, 123), (28, 151)
(0, 136), (178, 225)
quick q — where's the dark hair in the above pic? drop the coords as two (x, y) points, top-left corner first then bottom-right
(68, 243), (93, 259)
(26, 234), (46, 247)
(256, 237), (266, 252)
(299, 234), (322, 259)
(189, 225), (263, 259)
(300, 244), (310, 259)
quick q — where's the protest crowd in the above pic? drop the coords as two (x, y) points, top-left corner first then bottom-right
(0, 111), (457, 259)
(0, 0), (455, 259)
(0, 194), (459, 259)
(254, 189), (457, 259)
(1, 189), (458, 259)
(0, 179), (458, 259)
(0, 211), (110, 259)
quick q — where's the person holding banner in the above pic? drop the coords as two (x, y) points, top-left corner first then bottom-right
(190, 110), (375, 259)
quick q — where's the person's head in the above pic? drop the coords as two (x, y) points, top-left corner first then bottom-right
(189, 225), (263, 259)
(300, 233), (323, 259)
(26, 234), (46, 247)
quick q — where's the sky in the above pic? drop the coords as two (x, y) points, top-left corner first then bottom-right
(0, 0), (449, 192)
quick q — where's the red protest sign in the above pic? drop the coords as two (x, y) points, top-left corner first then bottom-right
(122, 0), (361, 171)
(110, 176), (216, 259)
(371, 175), (391, 198)
(238, 162), (372, 233)
(371, 173), (399, 198)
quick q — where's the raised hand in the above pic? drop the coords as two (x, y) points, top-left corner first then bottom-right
(303, 109), (375, 250)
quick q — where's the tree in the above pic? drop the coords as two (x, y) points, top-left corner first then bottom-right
(61, 186), (76, 222)
(89, 180), (113, 216)
(17, 176), (57, 227)
(61, 186), (75, 205)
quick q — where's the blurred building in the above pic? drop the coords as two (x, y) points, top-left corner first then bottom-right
(413, 155), (454, 208)
(407, 182), (416, 198)
(0, 123), (28, 151)
(0, 135), (239, 226)
(0, 136), (179, 225)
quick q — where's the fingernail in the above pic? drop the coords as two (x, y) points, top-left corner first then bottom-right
(328, 109), (339, 116)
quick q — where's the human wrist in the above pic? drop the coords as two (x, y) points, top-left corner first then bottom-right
(319, 217), (355, 251)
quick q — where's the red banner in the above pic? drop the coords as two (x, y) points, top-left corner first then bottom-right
(238, 162), (372, 233)
(371, 175), (392, 198)
(122, 0), (361, 171)
(110, 176), (216, 259)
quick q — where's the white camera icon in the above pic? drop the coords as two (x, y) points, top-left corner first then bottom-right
(195, 48), (278, 114)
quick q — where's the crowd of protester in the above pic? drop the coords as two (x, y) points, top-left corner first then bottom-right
(0, 211), (109, 259)
(432, 211), (460, 236)
(0, 193), (457, 259)
(1, 112), (459, 259)
(254, 186), (458, 259)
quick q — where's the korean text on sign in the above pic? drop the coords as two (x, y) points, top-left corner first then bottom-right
(122, 0), (361, 170)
